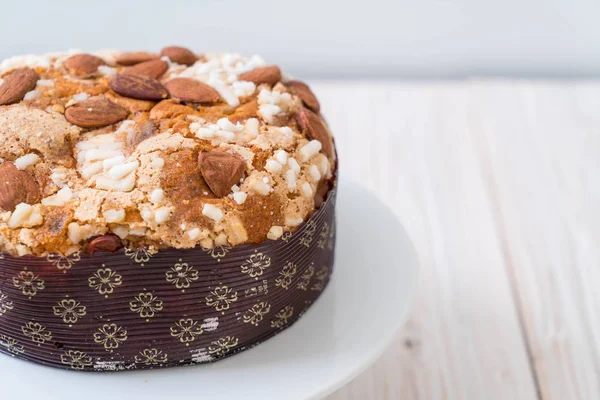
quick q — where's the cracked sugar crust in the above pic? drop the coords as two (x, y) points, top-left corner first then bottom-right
(0, 50), (336, 256)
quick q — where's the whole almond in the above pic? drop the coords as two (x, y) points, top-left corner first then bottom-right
(124, 59), (168, 79)
(85, 235), (124, 254)
(0, 68), (40, 105)
(64, 54), (106, 76)
(110, 74), (169, 101)
(0, 162), (41, 211)
(199, 151), (246, 197)
(115, 52), (159, 66)
(295, 107), (334, 158)
(286, 80), (320, 113)
(160, 46), (198, 66)
(65, 97), (129, 128)
(238, 66), (281, 86)
(165, 78), (220, 103)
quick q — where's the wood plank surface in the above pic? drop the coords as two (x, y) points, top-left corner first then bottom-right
(315, 82), (541, 400)
(472, 81), (600, 400)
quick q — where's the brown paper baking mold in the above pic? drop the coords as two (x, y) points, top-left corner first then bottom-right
(0, 187), (336, 371)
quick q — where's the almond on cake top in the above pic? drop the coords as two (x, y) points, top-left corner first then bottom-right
(0, 48), (336, 256)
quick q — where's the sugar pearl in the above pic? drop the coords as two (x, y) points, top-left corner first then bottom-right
(300, 140), (322, 161)
(288, 158), (300, 174)
(285, 169), (297, 191)
(150, 188), (164, 204)
(103, 209), (125, 223)
(252, 181), (272, 196)
(14, 153), (40, 170)
(308, 165), (321, 182)
(265, 160), (282, 173)
(233, 191), (247, 204)
(202, 204), (224, 222)
(301, 182), (314, 197)
(154, 207), (171, 224)
(275, 150), (288, 165)
(187, 228), (201, 240)
(267, 226), (284, 240)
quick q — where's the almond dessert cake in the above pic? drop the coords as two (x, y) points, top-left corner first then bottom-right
(0, 47), (337, 371)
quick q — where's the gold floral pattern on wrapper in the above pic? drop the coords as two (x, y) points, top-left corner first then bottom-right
(94, 323), (128, 351)
(165, 261), (199, 291)
(130, 292), (163, 321)
(0, 335), (24, 355)
(297, 264), (316, 291)
(12, 270), (45, 298)
(281, 231), (293, 242)
(204, 245), (231, 260)
(135, 348), (168, 366)
(243, 301), (271, 326)
(61, 350), (93, 370)
(311, 266), (330, 292)
(21, 322), (52, 344)
(170, 318), (203, 346)
(0, 183), (337, 371)
(206, 286), (238, 313)
(271, 306), (295, 329)
(275, 262), (298, 290)
(299, 221), (317, 247)
(53, 299), (87, 325)
(317, 222), (330, 249)
(328, 219), (336, 251)
(88, 267), (123, 297)
(124, 247), (153, 266)
(241, 252), (271, 279)
(0, 291), (14, 316)
(208, 336), (239, 357)
(46, 251), (81, 271)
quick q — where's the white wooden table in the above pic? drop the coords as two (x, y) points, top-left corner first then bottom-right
(314, 81), (600, 400)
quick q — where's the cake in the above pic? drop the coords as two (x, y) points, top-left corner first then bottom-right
(0, 47), (337, 371)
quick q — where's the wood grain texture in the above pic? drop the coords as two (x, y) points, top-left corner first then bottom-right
(472, 81), (600, 400)
(314, 82), (541, 400)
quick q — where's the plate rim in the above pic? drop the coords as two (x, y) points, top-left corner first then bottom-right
(306, 182), (419, 399)
(0, 180), (420, 400)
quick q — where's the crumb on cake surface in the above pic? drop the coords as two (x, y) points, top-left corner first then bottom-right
(0, 48), (336, 256)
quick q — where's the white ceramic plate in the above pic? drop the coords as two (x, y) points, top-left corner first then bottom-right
(0, 181), (419, 400)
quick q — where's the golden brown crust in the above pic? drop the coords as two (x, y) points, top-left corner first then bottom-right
(0, 50), (336, 256)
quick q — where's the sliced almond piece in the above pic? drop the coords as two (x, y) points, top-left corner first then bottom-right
(124, 59), (169, 79)
(0, 68), (40, 105)
(110, 74), (169, 101)
(0, 162), (41, 211)
(238, 66), (281, 86)
(115, 51), (159, 66)
(160, 46), (198, 66)
(286, 80), (320, 113)
(128, 120), (157, 148)
(85, 235), (124, 254)
(165, 78), (220, 104)
(295, 107), (334, 158)
(65, 97), (129, 128)
(199, 151), (246, 197)
(64, 54), (106, 77)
